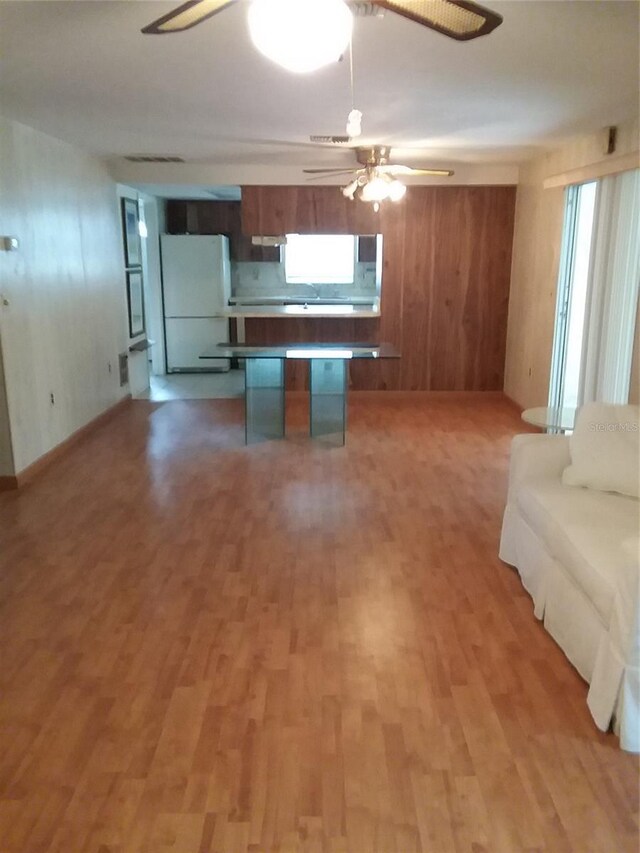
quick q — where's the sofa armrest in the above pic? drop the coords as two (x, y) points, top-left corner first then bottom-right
(507, 434), (571, 494)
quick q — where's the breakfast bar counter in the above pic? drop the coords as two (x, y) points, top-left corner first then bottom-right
(200, 342), (400, 445)
(223, 302), (381, 318)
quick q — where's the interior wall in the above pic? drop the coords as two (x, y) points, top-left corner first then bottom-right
(117, 184), (150, 397)
(0, 117), (129, 474)
(141, 195), (166, 375)
(183, 185), (515, 391)
(504, 121), (640, 409)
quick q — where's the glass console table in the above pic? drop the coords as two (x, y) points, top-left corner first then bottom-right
(521, 406), (576, 434)
(200, 342), (400, 445)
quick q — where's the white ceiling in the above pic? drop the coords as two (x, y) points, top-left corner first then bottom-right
(0, 0), (638, 177)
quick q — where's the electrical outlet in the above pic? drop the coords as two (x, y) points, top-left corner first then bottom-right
(50, 392), (55, 405)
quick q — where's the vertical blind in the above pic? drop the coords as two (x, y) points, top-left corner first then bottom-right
(581, 168), (640, 404)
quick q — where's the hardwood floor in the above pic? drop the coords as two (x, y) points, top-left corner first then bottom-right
(0, 394), (637, 853)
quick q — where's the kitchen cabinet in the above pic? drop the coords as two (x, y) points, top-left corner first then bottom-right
(166, 200), (280, 262)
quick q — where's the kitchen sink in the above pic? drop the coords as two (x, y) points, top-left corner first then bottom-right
(233, 296), (365, 307)
(283, 297), (351, 305)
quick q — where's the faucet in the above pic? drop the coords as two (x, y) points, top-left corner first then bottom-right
(298, 283), (320, 300)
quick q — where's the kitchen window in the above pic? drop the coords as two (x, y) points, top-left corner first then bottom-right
(284, 234), (356, 285)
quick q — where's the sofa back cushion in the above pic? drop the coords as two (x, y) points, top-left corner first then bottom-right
(562, 403), (639, 498)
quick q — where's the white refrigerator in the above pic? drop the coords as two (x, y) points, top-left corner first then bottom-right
(161, 234), (231, 372)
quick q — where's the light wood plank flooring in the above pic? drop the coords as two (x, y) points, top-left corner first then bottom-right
(0, 394), (637, 852)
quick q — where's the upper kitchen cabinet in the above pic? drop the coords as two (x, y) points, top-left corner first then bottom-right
(166, 200), (280, 262)
(241, 186), (381, 235)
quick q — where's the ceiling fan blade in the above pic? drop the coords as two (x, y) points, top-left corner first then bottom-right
(305, 171), (360, 182)
(303, 169), (359, 175)
(371, 0), (502, 41)
(409, 168), (455, 176)
(141, 0), (237, 34)
(405, 168), (455, 176)
(378, 164), (454, 176)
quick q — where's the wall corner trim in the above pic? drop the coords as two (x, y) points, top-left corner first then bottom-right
(502, 392), (525, 415)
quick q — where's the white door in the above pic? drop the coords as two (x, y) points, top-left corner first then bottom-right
(161, 235), (229, 317)
(165, 318), (230, 371)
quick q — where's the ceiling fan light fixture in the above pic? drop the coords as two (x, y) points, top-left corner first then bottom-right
(342, 178), (359, 199)
(387, 179), (407, 202)
(359, 175), (390, 203)
(248, 0), (353, 73)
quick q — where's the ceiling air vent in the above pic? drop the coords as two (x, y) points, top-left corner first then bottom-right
(124, 155), (185, 163)
(309, 135), (352, 144)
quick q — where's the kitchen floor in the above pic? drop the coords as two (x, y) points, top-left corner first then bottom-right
(136, 370), (245, 401)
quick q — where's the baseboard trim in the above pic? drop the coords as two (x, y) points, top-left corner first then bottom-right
(349, 390), (508, 401)
(9, 396), (132, 490)
(502, 392), (524, 414)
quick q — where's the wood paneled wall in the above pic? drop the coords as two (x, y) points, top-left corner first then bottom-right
(241, 185), (381, 234)
(241, 185), (516, 391)
(503, 119), (640, 408)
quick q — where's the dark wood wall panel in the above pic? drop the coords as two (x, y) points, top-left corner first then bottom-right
(167, 185), (516, 391)
(242, 316), (382, 390)
(240, 185), (381, 235)
(241, 185), (515, 391)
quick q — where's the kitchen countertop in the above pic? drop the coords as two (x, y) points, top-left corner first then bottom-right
(229, 296), (377, 305)
(201, 341), (399, 359)
(224, 300), (380, 319)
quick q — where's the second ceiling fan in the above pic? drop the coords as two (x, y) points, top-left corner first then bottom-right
(304, 145), (454, 209)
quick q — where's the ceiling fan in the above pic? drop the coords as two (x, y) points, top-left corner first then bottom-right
(303, 145), (454, 209)
(141, 0), (503, 43)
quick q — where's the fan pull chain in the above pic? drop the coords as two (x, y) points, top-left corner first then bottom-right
(346, 34), (362, 138)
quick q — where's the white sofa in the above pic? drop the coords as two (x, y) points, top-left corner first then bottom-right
(500, 405), (639, 752)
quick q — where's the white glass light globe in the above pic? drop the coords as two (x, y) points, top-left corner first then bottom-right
(360, 176), (390, 203)
(388, 179), (407, 202)
(248, 0), (353, 74)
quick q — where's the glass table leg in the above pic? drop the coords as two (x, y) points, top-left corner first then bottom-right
(245, 358), (285, 444)
(309, 359), (346, 446)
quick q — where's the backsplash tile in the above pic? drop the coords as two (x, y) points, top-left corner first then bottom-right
(232, 262), (377, 299)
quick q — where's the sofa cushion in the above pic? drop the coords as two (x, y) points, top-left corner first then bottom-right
(516, 481), (639, 624)
(562, 403), (639, 498)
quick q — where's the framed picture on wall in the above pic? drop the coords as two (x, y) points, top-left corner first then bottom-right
(126, 270), (145, 338)
(121, 197), (142, 267)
